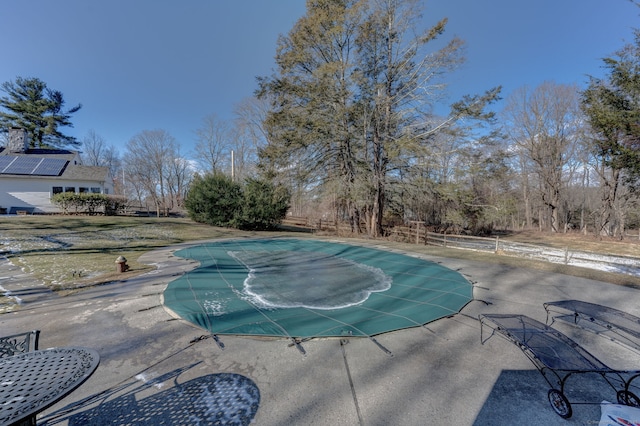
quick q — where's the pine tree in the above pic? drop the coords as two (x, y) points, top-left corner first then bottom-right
(258, 0), (499, 236)
(0, 76), (82, 148)
(582, 29), (640, 236)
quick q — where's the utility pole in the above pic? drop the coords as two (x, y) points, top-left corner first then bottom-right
(231, 150), (235, 181)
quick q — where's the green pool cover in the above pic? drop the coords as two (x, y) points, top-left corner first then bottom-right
(163, 238), (473, 339)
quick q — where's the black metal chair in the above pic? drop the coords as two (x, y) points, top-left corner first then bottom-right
(0, 330), (40, 358)
(479, 314), (640, 418)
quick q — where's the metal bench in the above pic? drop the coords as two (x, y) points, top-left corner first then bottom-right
(544, 299), (640, 353)
(0, 330), (40, 358)
(479, 313), (640, 418)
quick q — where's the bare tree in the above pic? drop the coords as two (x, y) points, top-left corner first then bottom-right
(233, 96), (271, 148)
(232, 97), (273, 180)
(80, 130), (122, 192)
(124, 129), (179, 217)
(194, 114), (231, 174)
(226, 127), (251, 181)
(166, 146), (194, 210)
(502, 82), (582, 232)
(81, 130), (107, 165)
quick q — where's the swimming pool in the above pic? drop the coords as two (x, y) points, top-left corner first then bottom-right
(162, 238), (473, 339)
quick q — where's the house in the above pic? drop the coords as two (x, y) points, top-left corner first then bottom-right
(0, 128), (114, 214)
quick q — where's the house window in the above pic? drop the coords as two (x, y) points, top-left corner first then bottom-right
(52, 187), (63, 195)
(79, 187), (89, 193)
(104, 188), (109, 194)
(90, 187), (101, 193)
(65, 187), (75, 193)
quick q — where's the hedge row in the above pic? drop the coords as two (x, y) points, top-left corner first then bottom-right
(51, 193), (127, 215)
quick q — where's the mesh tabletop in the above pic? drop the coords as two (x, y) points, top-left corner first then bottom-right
(0, 347), (100, 426)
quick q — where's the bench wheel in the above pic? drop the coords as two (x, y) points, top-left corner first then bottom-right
(617, 390), (640, 407)
(548, 389), (572, 419)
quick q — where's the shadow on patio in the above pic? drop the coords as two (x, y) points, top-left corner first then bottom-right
(39, 364), (260, 426)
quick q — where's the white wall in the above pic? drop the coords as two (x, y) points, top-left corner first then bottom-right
(0, 177), (111, 213)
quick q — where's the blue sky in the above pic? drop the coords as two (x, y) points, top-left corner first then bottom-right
(0, 0), (637, 156)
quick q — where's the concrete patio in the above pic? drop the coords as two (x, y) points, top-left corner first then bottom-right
(1, 238), (639, 425)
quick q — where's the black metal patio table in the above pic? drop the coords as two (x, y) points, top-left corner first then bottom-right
(0, 347), (100, 426)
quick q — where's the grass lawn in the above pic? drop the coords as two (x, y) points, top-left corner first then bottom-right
(0, 216), (258, 292)
(1, 215), (639, 298)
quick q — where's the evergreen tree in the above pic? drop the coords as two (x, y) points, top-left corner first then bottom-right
(184, 173), (243, 227)
(258, 0), (364, 230)
(258, 0), (499, 237)
(235, 178), (291, 230)
(185, 173), (290, 230)
(582, 30), (640, 190)
(582, 29), (640, 235)
(0, 76), (82, 148)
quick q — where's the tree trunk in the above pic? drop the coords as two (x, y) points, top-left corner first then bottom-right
(598, 168), (620, 237)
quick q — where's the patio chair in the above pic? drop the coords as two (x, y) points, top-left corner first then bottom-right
(479, 314), (640, 418)
(544, 300), (640, 354)
(0, 330), (40, 358)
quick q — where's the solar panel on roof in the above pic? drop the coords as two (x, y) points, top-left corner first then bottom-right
(32, 158), (68, 176)
(0, 156), (16, 172)
(3, 157), (41, 174)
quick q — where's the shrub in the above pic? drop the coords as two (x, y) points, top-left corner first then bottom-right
(184, 173), (243, 226)
(52, 192), (82, 214)
(185, 174), (290, 230)
(105, 196), (128, 216)
(51, 193), (127, 215)
(234, 178), (290, 230)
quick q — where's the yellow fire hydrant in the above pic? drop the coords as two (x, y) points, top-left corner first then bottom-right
(115, 256), (129, 273)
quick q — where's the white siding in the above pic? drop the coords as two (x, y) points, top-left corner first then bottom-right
(0, 177), (111, 213)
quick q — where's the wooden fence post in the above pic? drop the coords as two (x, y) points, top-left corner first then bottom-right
(408, 221), (424, 245)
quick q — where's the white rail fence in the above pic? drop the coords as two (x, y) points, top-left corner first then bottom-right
(426, 232), (640, 278)
(281, 217), (640, 277)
